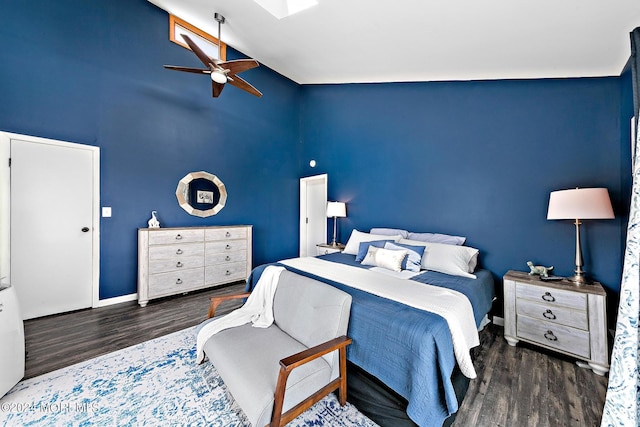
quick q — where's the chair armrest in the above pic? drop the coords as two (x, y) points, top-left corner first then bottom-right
(271, 335), (352, 427)
(207, 292), (251, 318)
(279, 335), (352, 372)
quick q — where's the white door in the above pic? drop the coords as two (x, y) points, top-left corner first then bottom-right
(9, 135), (99, 319)
(299, 174), (327, 257)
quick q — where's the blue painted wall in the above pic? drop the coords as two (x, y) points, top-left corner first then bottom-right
(1, 0), (634, 316)
(0, 0), (302, 299)
(299, 78), (632, 314)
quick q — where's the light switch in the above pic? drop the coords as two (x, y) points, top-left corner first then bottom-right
(102, 207), (112, 217)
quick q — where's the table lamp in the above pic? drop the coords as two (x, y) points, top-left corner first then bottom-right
(326, 201), (347, 247)
(547, 187), (614, 284)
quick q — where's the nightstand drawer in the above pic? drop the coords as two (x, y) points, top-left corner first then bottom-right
(516, 299), (588, 330)
(517, 315), (590, 358)
(516, 282), (587, 311)
(316, 245), (343, 255)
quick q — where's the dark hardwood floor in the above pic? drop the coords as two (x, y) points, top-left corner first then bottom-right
(23, 286), (608, 426)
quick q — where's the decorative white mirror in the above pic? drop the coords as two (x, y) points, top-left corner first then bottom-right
(176, 171), (227, 217)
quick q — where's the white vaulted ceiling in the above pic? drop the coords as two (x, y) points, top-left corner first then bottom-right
(148, 0), (640, 84)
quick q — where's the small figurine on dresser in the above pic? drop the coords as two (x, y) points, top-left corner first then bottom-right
(148, 211), (160, 228)
(526, 261), (553, 278)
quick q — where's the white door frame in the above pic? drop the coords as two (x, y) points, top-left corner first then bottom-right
(299, 174), (327, 257)
(0, 131), (100, 309)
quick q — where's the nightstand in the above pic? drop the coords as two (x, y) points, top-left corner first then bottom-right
(316, 243), (345, 256)
(503, 270), (608, 375)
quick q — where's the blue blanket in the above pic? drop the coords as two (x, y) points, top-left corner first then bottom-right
(246, 256), (494, 427)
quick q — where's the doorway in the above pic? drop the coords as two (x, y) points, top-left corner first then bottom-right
(299, 174), (327, 257)
(0, 132), (100, 319)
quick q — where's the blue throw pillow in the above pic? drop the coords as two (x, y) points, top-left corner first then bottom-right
(355, 240), (393, 262)
(384, 242), (426, 272)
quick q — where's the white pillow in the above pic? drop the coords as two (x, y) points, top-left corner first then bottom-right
(406, 232), (466, 246)
(361, 246), (407, 272)
(343, 230), (402, 255)
(399, 238), (479, 278)
(370, 228), (410, 239)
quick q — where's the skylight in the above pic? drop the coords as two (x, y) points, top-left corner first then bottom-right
(253, 0), (318, 19)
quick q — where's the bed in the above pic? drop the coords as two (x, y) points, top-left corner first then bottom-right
(245, 229), (495, 427)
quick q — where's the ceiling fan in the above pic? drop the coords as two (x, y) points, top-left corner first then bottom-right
(164, 13), (262, 98)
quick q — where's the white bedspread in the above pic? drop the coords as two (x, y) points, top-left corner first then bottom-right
(195, 265), (284, 364)
(281, 257), (479, 378)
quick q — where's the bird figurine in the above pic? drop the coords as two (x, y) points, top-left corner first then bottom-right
(148, 211), (160, 229)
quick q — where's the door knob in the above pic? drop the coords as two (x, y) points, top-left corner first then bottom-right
(81, 227), (90, 232)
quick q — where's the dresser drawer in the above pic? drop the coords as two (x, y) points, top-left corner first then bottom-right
(205, 250), (247, 265)
(517, 315), (590, 358)
(149, 256), (205, 275)
(206, 227), (247, 241)
(516, 298), (588, 330)
(206, 262), (247, 284)
(206, 239), (247, 254)
(148, 242), (204, 260)
(148, 229), (204, 245)
(516, 282), (587, 311)
(148, 267), (204, 298)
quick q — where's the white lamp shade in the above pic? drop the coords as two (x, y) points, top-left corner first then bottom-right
(547, 188), (614, 220)
(326, 201), (346, 218)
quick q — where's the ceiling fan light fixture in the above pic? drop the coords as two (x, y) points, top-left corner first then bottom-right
(210, 70), (227, 84)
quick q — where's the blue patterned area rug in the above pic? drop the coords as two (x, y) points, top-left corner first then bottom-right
(0, 327), (377, 426)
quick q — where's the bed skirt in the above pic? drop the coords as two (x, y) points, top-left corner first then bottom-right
(346, 362), (470, 427)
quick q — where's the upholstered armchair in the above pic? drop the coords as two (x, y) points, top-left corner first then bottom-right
(203, 270), (352, 427)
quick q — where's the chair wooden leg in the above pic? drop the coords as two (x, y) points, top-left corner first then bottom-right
(271, 366), (291, 427)
(338, 345), (348, 406)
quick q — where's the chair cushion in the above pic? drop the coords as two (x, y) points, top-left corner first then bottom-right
(273, 271), (352, 375)
(204, 323), (332, 427)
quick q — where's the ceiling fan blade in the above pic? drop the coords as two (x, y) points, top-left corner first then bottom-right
(164, 65), (211, 74)
(227, 75), (262, 98)
(212, 81), (225, 98)
(181, 34), (216, 68)
(219, 59), (259, 75)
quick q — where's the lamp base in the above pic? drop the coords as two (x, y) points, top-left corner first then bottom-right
(568, 274), (594, 286)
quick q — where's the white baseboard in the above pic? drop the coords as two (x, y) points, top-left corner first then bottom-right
(94, 293), (138, 307)
(493, 316), (504, 327)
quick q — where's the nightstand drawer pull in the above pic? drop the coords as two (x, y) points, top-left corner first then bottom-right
(175, 234), (183, 240)
(176, 249), (183, 255)
(543, 309), (556, 320)
(542, 292), (555, 302)
(176, 262), (183, 268)
(544, 330), (558, 341)
(176, 278), (183, 284)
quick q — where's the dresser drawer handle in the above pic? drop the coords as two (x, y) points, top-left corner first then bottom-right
(543, 309), (556, 320)
(544, 330), (558, 341)
(542, 292), (555, 302)
(225, 270), (231, 276)
(225, 231), (231, 238)
(176, 262), (183, 268)
(175, 234), (183, 240)
(225, 255), (231, 261)
(176, 278), (183, 284)
(176, 249), (183, 255)
(225, 244), (231, 250)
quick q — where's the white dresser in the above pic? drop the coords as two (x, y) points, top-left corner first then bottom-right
(138, 225), (252, 307)
(0, 285), (25, 397)
(503, 270), (608, 375)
